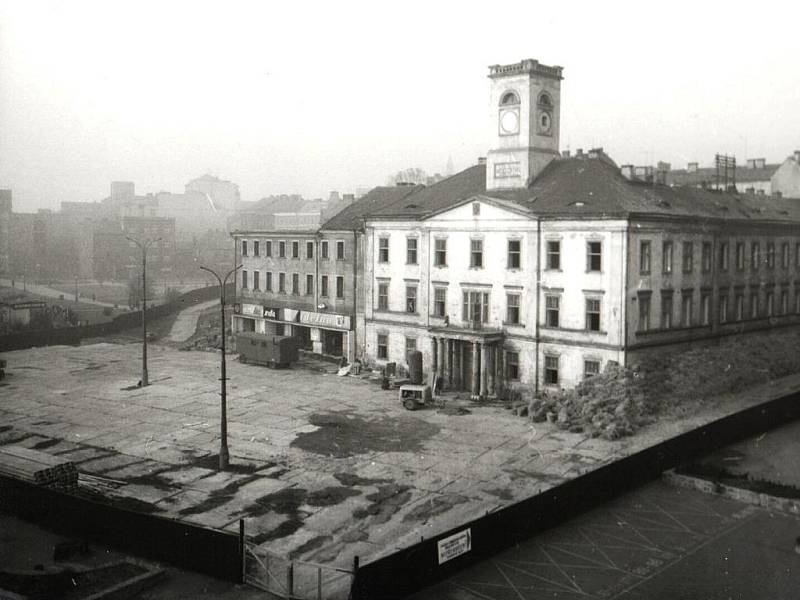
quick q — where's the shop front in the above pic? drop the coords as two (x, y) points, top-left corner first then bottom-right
(299, 310), (353, 362)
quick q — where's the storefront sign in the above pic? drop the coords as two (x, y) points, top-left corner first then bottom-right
(233, 303), (242, 314)
(283, 308), (300, 322)
(240, 303), (264, 317)
(437, 528), (471, 564)
(299, 311), (351, 330)
(262, 306), (278, 319)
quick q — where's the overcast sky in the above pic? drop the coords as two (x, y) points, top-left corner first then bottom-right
(1, 0), (799, 212)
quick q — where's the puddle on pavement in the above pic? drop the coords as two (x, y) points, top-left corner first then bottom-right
(31, 438), (61, 450)
(292, 412), (440, 458)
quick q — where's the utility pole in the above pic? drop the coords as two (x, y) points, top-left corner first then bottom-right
(199, 263), (242, 471)
(126, 236), (161, 387)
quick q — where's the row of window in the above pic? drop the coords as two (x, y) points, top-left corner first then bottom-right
(545, 240), (603, 271)
(378, 237), (524, 269)
(543, 295), (603, 332)
(241, 270), (345, 299)
(637, 287), (800, 331)
(374, 333), (598, 386)
(375, 283), (524, 325)
(241, 239), (346, 260)
(639, 239), (800, 275)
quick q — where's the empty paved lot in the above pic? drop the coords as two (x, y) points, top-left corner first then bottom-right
(1, 342), (798, 580)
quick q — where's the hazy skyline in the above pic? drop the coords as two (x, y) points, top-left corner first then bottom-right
(1, 0), (799, 212)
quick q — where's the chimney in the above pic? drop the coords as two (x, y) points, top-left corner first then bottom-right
(561, 150), (571, 158)
(575, 148), (584, 157)
(478, 157), (487, 165)
(687, 162), (698, 173)
(588, 147), (604, 159)
(620, 165), (635, 180)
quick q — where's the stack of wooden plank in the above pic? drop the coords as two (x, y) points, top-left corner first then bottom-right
(0, 445), (79, 493)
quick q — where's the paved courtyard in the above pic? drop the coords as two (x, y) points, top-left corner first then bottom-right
(1, 341), (799, 575)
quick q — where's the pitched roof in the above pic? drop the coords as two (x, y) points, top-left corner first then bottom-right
(320, 185), (422, 230)
(667, 164), (780, 186)
(368, 157), (800, 224)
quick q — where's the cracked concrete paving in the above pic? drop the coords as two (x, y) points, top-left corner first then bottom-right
(1, 342), (800, 572)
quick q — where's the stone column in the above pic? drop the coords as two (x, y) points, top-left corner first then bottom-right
(495, 346), (504, 394)
(431, 337), (438, 378)
(457, 342), (465, 390)
(480, 343), (488, 398)
(447, 340), (454, 387)
(438, 337), (446, 382)
(471, 341), (479, 396)
(487, 344), (495, 397)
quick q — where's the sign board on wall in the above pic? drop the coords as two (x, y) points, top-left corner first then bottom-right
(299, 311), (351, 330)
(240, 303), (264, 317)
(437, 528), (472, 564)
(493, 161), (521, 178)
(262, 306), (278, 319)
(283, 308), (300, 322)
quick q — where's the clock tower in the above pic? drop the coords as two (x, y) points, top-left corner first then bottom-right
(486, 58), (563, 191)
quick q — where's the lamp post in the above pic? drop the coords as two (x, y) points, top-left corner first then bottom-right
(126, 236), (161, 387)
(199, 263), (242, 471)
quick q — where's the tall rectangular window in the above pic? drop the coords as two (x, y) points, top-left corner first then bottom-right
(796, 242), (800, 268)
(253, 271), (260, 291)
(751, 242), (760, 270)
(321, 241), (329, 259)
(751, 292), (759, 318)
(506, 293), (521, 324)
(406, 238), (418, 265)
(736, 242), (745, 270)
(587, 241), (602, 272)
(405, 337), (417, 359)
(544, 355), (559, 385)
(336, 240), (345, 260)
(336, 276), (344, 299)
(241, 269), (248, 289)
(253, 241), (260, 257)
(701, 292), (711, 325)
(661, 292), (673, 329)
(433, 287), (446, 317)
(766, 291), (774, 316)
(470, 239), (483, 268)
(767, 243), (775, 269)
(545, 295), (560, 327)
(377, 334), (388, 359)
(639, 294), (651, 331)
(405, 285), (417, 313)
(640, 241), (651, 273)
(718, 242), (729, 271)
(320, 275), (328, 297)
(781, 290), (789, 314)
(306, 241), (314, 259)
(434, 238), (447, 267)
(719, 295), (728, 323)
(292, 241), (299, 259)
(291, 273), (299, 295)
(378, 237), (389, 263)
(266, 240), (272, 257)
(508, 239), (521, 269)
(547, 241), (561, 270)
(266, 272), (272, 292)
(782, 243), (790, 268)
(662, 241), (673, 274)
(377, 282), (389, 310)
(279, 241), (286, 258)
(506, 351), (519, 381)
(735, 293), (744, 320)
(462, 291), (489, 324)
(279, 272), (286, 293)
(681, 292), (693, 327)
(702, 242), (712, 272)
(682, 242), (693, 273)
(585, 298), (601, 331)
(305, 274), (313, 296)
(242, 240), (248, 256)
(584, 360), (601, 378)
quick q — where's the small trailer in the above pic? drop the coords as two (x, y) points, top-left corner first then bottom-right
(236, 333), (299, 368)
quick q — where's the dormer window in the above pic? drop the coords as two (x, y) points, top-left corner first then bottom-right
(500, 91), (520, 106)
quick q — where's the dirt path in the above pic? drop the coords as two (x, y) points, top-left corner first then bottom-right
(167, 299), (219, 342)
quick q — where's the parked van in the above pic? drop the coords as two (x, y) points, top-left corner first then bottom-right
(236, 333), (299, 368)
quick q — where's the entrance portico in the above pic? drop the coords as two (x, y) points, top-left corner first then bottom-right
(429, 325), (504, 399)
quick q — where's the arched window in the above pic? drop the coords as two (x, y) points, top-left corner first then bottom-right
(538, 92), (553, 108)
(500, 91), (520, 106)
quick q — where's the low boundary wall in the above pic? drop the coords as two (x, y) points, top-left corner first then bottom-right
(351, 388), (800, 599)
(0, 476), (242, 582)
(0, 283), (233, 352)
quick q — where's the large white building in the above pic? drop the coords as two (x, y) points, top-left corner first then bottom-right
(361, 58), (800, 397)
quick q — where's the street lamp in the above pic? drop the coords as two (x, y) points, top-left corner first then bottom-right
(199, 263), (242, 471)
(126, 235), (161, 387)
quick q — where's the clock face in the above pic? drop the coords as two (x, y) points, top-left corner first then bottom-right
(499, 109), (519, 135)
(539, 110), (552, 133)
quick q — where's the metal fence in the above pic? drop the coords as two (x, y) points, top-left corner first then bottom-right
(244, 540), (355, 600)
